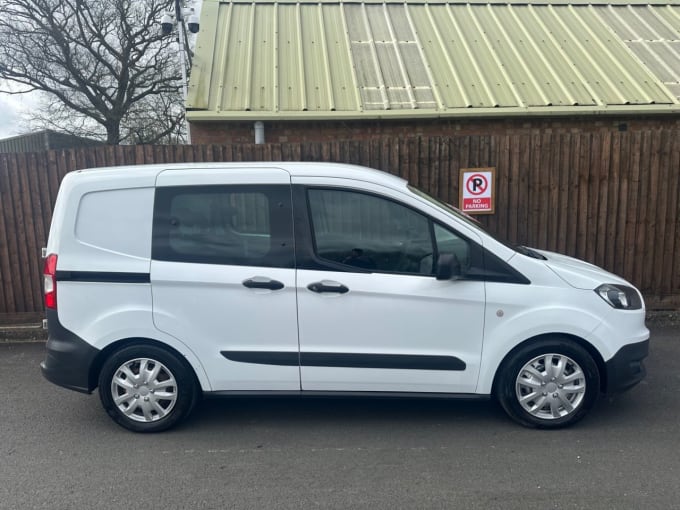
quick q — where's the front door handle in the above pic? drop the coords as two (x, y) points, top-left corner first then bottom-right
(243, 277), (285, 291)
(307, 281), (349, 294)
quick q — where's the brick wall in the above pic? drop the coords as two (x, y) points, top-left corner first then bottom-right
(190, 116), (680, 145)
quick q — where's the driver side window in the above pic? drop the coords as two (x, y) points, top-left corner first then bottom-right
(308, 189), (437, 275)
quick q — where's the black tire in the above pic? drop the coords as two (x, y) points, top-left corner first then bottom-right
(495, 338), (600, 429)
(98, 344), (199, 433)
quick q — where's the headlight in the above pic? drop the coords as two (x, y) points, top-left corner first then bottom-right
(595, 284), (642, 310)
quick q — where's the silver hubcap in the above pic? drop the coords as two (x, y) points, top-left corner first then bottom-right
(515, 353), (586, 420)
(111, 358), (178, 423)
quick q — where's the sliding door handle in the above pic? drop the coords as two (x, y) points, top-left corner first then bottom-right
(243, 277), (284, 291)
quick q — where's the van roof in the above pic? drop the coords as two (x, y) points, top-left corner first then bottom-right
(73, 162), (408, 188)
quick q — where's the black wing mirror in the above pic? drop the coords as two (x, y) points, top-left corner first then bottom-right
(435, 253), (462, 281)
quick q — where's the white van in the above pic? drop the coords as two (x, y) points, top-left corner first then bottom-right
(41, 163), (649, 432)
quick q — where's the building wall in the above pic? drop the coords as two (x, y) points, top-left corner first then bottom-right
(0, 130), (102, 154)
(190, 116), (680, 145)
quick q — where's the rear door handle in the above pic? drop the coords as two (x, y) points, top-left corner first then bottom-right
(307, 281), (349, 294)
(243, 277), (284, 290)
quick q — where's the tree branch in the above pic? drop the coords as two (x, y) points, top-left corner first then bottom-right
(0, 0), (184, 145)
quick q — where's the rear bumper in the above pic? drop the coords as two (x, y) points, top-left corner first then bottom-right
(40, 309), (99, 394)
(605, 339), (649, 394)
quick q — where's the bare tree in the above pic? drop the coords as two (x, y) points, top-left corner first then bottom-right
(0, 0), (185, 144)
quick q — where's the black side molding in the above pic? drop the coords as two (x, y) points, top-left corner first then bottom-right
(56, 271), (150, 283)
(302, 352), (466, 371)
(206, 390), (489, 400)
(222, 351), (466, 371)
(222, 351), (299, 366)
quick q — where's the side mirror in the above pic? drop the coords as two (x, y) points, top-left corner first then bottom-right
(435, 253), (462, 281)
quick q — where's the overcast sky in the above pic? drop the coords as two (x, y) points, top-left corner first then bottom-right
(0, 87), (37, 139)
(0, 95), (23, 139)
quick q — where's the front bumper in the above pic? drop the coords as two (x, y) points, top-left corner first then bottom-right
(40, 309), (100, 394)
(605, 339), (649, 394)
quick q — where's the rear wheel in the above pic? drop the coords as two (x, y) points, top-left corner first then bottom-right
(496, 338), (600, 428)
(98, 344), (198, 433)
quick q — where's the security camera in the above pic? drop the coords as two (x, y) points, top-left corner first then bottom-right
(160, 13), (174, 35)
(187, 14), (200, 33)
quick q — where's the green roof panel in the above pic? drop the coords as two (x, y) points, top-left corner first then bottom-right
(186, 0), (680, 121)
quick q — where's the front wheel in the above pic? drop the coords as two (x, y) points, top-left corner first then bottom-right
(496, 338), (600, 428)
(98, 344), (198, 433)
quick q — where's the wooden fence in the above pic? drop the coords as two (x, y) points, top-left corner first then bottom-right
(1, 131), (679, 320)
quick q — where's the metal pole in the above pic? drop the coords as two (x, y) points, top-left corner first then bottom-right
(254, 121), (265, 144)
(175, 0), (192, 144)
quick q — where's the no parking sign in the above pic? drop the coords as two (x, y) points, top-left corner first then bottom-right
(459, 167), (495, 214)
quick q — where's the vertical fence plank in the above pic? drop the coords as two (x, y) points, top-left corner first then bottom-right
(624, 132), (642, 285)
(496, 135), (507, 237)
(654, 130), (672, 297)
(517, 134), (531, 246)
(537, 133), (551, 250)
(613, 132), (628, 280)
(45, 150), (60, 212)
(507, 134), (520, 244)
(379, 137), (390, 174)
(38, 151), (54, 245)
(594, 131), (610, 268)
(406, 137), (418, 185)
(634, 131), (652, 291)
(444, 137), (457, 206)
(0, 156), (15, 313)
(605, 132), (620, 273)
(523, 134), (544, 248)
(546, 133), (560, 252)
(418, 137), (429, 192)
(586, 133), (601, 264)
(564, 134), (579, 258)
(575, 134), (591, 260)
(642, 131), (662, 294)
(556, 133), (571, 255)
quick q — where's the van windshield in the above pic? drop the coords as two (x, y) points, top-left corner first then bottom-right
(407, 185), (546, 260)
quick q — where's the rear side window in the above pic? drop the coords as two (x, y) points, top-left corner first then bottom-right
(152, 185), (294, 268)
(75, 187), (154, 258)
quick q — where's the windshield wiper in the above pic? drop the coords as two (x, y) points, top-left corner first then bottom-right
(515, 245), (547, 260)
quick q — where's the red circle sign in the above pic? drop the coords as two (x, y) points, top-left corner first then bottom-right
(466, 174), (488, 195)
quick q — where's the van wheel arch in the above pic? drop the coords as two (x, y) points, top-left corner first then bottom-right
(89, 338), (202, 394)
(492, 333), (606, 429)
(96, 342), (202, 432)
(493, 333), (605, 428)
(492, 333), (607, 397)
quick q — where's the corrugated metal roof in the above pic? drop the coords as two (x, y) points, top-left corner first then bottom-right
(186, 0), (680, 121)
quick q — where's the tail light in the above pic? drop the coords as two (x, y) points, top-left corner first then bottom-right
(43, 254), (58, 309)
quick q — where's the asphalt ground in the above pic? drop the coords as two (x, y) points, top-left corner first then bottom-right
(1, 324), (678, 510)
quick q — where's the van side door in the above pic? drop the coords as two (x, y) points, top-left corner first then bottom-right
(151, 168), (300, 391)
(293, 180), (486, 394)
